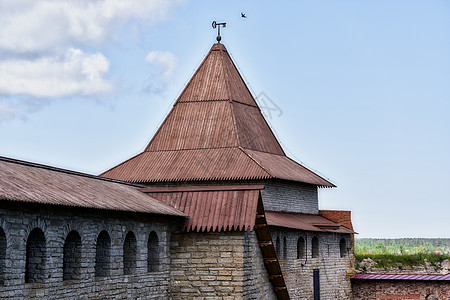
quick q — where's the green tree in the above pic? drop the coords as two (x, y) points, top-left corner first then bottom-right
(375, 242), (387, 254)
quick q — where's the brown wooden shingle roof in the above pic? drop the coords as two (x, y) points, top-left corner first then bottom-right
(0, 156), (184, 216)
(102, 43), (334, 187)
(265, 211), (355, 234)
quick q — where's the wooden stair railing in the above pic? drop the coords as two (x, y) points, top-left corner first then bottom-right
(254, 197), (290, 300)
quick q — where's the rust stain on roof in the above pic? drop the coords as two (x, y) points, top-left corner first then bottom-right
(102, 147), (333, 186)
(265, 211), (355, 233)
(177, 43), (258, 106)
(102, 43), (334, 187)
(142, 185), (263, 232)
(102, 148), (271, 183)
(242, 149), (335, 187)
(0, 156), (184, 216)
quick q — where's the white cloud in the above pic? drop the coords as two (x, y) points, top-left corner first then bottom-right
(0, 0), (183, 113)
(145, 51), (178, 77)
(0, 49), (112, 98)
(0, 0), (181, 54)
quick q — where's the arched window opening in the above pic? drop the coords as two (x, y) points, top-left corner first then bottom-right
(25, 228), (46, 283)
(283, 236), (287, 259)
(275, 235), (280, 255)
(297, 237), (305, 259)
(340, 238), (347, 258)
(63, 230), (81, 281)
(312, 236), (319, 258)
(95, 230), (111, 277)
(147, 231), (159, 272)
(0, 227), (6, 284)
(123, 231), (137, 275)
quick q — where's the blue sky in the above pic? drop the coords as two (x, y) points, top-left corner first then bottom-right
(1, 0), (449, 238)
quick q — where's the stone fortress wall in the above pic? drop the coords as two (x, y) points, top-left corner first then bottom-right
(168, 231), (276, 300)
(271, 228), (354, 299)
(0, 201), (174, 299)
(262, 180), (354, 299)
(0, 179), (354, 299)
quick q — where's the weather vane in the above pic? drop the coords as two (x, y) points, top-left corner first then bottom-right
(212, 21), (226, 43)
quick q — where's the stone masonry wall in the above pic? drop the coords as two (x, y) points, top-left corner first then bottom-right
(169, 230), (276, 300)
(352, 279), (450, 299)
(154, 180), (318, 215)
(0, 201), (174, 299)
(242, 231), (276, 299)
(261, 181), (318, 214)
(270, 227), (354, 299)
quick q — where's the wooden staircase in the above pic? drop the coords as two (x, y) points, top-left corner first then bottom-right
(254, 198), (290, 300)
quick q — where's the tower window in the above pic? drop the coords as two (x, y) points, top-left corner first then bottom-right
(312, 236), (319, 258)
(340, 238), (347, 258)
(25, 228), (46, 283)
(147, 231), (159, 272)
(95, 230), (111, 277)
(63, 230), (82, 281)
(297, 236), (305, 259)
(0, 227), (6, 284)
(123, 231), (137, 275)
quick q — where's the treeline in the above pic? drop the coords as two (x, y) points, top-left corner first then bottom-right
(355, 238), (450, 255)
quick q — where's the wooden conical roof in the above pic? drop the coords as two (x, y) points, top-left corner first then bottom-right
(102, 43), (334, 187)
(145, 43), (284, 154)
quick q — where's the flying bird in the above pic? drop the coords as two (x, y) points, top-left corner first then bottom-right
(241, 12), (247, 18)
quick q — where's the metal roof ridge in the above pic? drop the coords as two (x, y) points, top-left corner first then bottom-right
(230, 98), (258, 107)
(143, 146), (241, 153)
(266, 210), (335, 217)
(143, 43), (223, 152)
(140, 185), (265, 193)
(1, 155), (144, 188)
(177, 98), (231, 103)
(238, 147), (273, 178)
(241, 147), (286, 156)
(283, 155), (336, 188)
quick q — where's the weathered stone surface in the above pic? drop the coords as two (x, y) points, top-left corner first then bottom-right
(169, 231), (276, 299)
(271, 227), (354, 299)
(261, 180), (318, 214)
(0, 202), (173, 299)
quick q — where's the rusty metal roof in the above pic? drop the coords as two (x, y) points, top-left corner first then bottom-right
(102, 148), (271, 183)
(265, 211), (355, 233)
(352, 273), (450, 281)
(102, 43), (334, 187)
(242, 149), (335, 187)
(177, 44), (259, 106)
(144, 43), (284, 155)
(141, 185), (263, 232)
(0, 156), (184, 216)
(102, 147), (333, 186)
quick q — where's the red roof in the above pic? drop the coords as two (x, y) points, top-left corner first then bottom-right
(141, 185), (263, 232)
(352, 273), (450, 281)
(102, 43), (334, 187)
(319, 210), (354, 231)
(265, 211), (355, 233)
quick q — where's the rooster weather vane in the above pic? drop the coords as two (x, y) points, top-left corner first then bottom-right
(212, 21), (226, 43)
